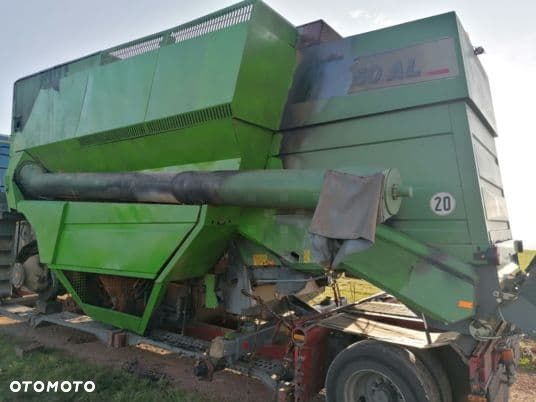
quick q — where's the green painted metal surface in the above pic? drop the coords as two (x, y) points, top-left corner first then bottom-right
(18, 201), (200, 278)
(280, 103), (491, 262)
(204, 274), (218, 309)
(6, 2), (513, 334)
(278, 12), (509, 264)
(7, 1), (297, 333)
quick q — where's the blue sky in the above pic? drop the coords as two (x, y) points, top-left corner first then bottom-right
(1, 0), (535, 244)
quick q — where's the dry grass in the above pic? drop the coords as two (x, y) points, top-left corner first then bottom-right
(519, 250), (536, 271)
(311, 249), (536, 305)
(311, 275), (379, 304)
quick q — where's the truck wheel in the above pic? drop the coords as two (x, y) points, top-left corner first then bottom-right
(414, 349), (452, 402)
(325, 340), (440, 402)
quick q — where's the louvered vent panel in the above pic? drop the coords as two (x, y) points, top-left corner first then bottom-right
(79, 104), (232, 147)
(102, 2), (254, 64)
(171, 4), (253, 43)
(106, 36), (164, 62)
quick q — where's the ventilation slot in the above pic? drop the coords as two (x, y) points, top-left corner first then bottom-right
(171, 4), (253, 43)
(79, 103), (232, 147)
(79, 124), (148, 146)
(106, 36), (164, 61)
(146, 104), (232, 132)
(100, 2), (253, 64)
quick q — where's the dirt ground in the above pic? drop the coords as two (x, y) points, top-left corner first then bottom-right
(510, 371), (536, 402)
(0, 315), (534, 401)
(0, 316), (271, 401)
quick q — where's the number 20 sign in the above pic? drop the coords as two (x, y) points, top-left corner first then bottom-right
(430, 192), (456, 216)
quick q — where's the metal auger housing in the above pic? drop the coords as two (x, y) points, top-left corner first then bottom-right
(15, 162), (406, 215)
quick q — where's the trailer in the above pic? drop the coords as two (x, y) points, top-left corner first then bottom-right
(2, 1), (535, 401)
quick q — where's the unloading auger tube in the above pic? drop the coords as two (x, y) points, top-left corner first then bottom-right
(15, 162), (410, 216)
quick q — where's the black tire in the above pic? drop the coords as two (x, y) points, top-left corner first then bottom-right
(414, 349), (453, 402)
(325, 340), (441, 402)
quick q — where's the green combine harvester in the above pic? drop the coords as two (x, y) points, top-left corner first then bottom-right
(2, 1), (535, 401)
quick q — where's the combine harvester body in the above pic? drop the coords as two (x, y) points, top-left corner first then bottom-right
(2, 1), (535, 400)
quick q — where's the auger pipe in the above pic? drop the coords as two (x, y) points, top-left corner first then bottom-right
(15, 163), (408, 212)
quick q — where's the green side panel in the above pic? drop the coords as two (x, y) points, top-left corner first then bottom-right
(22, 118), (238, 173)
(466, 105), (510, 243)
(145, 25), (247, 122)
(159, 206), (239, 282)
(456, 17), (496, 131)
(17, 201), (66, 262)
(279, 101), (505, 263)
(341, 231), (475, 323)
(239, 212), (476, 323)
(22, 71), (89, 148)
(77, 52), (158, 137)
(232, 1), (297, 129)
(232, 119), (274, 169)
(20, 201), (200, 278)
(281, 105), (471, 259)
(83, 304), (142, 333)
(13, 118), (273, 177)
(11, 54), (101, 138)
(447, 103), (490, 248)
(282, 12), (468, 128)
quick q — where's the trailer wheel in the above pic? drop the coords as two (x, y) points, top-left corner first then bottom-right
(414, 349), (452, 402)
(325, 340), (440, 402)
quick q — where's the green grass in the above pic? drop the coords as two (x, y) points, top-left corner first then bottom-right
(518, 356), (536, 372)
(518, 340), (536, 372)
(0, 334), (202, 402)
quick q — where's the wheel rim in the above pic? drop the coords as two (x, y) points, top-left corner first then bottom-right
(344, 369), (406, 402)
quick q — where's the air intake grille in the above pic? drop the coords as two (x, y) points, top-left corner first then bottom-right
(171, 4), (253, 43)
(79, 103), (232, 147)
(79, 125), (149, 146)
(107, 36), (164, 61)
(102, 2), (254, 64)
